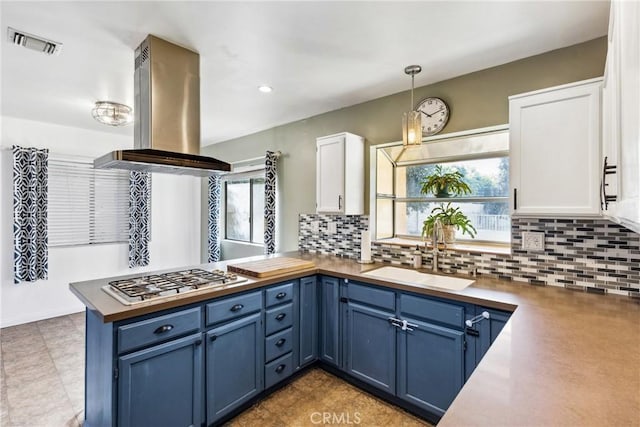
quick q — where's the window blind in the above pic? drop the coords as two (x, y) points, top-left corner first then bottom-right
(48, 158), (129, 246)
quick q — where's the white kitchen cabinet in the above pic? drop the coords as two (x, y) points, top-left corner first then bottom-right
(316, 132), (364, 214)
(601, 9), (619, 217)
(614, 0), (640, 231)
(509, 78), (602, 217)
(601, 0), (640, 233)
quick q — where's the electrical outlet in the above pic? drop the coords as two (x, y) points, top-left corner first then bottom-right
(522, 231), (545, 251)
(310, 221), (319, 233)
(327, 222), (337, 234)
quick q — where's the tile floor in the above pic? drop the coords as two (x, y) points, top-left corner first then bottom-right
(1, 312), (85, 427)
(1, 313), (432, 427)
(225, 368), (431, 427)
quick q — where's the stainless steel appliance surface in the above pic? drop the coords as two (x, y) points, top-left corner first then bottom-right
(94, 35), (231, 176)
(102, 268), (248, 305)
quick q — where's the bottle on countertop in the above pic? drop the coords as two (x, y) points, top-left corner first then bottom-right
(413, 245), (422, 269)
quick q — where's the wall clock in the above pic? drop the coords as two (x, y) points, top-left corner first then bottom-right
(417, 97), (450, 136)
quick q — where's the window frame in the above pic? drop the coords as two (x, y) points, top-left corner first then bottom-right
(223, 173), (265, 245)
(370, 125), (511, 245)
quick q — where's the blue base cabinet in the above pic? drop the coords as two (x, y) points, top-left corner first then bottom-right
(478, 307), (510, 360)
(298, 276), (318, 368)
(319, 276), (341, 367)
(84, 273), (511, 426)
(345, 303), (396, 393)
(117, 333), (203, 427)
(397, 319), (464, 417)
(206, 312), (263, 425)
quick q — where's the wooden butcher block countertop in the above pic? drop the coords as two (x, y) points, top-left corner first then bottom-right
(70, 251), (640, 427)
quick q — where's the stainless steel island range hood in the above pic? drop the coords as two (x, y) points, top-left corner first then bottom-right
(94, 35), (231, 176)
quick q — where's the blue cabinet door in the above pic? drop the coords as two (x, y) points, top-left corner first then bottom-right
(299, 276), (318, 367)
(319, 276), (341, 367)
(118, 333), (203, 427)
(206, 312), (263, 424)
(397, 318), (465, 418)
(478, 308), (510, 361)
(345, 303), (396, 393)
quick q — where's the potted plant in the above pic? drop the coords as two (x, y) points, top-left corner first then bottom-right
(420, 165), (472, 198)
(421, 202), (477, 243)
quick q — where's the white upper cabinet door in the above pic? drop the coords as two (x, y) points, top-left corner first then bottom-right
(601, 0), (620, 217)
(509, 79), (602, 217)
(316, 132), (364, 214)
(615, 0), (640, 231)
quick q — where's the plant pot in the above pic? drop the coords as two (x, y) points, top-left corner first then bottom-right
(442, 225), (456, 243)
(435, 185), (450, 198)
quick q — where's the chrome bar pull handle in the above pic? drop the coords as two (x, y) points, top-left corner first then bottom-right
(388, 317), (402, 328)
(465, 311), (490, 327)
(401, 319), (418, 331)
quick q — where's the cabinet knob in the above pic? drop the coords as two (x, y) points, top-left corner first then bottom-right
(230, 304), (244, 312)
(275, 313), (286, 321)
(275, 364), (286, 374)
(276, 292), (287, 299)
(210, 334), (218, 342)
(275, 338), (286, 347)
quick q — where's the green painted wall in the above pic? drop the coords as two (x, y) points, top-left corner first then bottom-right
(202, 37), (607, 259)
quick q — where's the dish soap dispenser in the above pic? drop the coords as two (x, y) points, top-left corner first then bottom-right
(413, 245), (422, 269)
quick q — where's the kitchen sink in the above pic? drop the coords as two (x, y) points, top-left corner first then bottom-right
(362, 266), (474, 291)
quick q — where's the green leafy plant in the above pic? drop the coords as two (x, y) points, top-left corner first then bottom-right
(421, 202), (477, 241)
(419, 165), (472, 198)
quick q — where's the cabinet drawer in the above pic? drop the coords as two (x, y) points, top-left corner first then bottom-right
(400, 294), (464, 329)
(265, 282), (295, 308)
(265, 327), (293, 363)
(117, 307), (201, 354)
(206, 291), (262, 326)
(265, 352), (293, 389)
(348, 282), (395, 311)
(265, 303), (293, 335)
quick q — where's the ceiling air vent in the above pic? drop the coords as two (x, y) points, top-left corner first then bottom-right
(7, 27), (62, 55)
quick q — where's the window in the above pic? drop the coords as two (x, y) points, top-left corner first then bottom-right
(48, 158), (130, 246)
(374, 127), (510, 244)
(225, 177), (265, 244)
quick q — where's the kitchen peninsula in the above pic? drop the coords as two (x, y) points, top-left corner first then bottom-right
(70, 252), (640, 427)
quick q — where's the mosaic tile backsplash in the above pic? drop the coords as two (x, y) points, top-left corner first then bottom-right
(298, 214), (369, 259)
(298, 215), (640, 298)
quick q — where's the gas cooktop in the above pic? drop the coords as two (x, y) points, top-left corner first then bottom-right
(102, 268), (248, 305)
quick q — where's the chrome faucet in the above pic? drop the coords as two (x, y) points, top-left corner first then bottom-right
(432, 220), (445, 272)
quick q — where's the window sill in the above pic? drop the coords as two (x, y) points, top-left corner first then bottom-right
(372, 237), (511, 256)
(222, 240), (265, 248)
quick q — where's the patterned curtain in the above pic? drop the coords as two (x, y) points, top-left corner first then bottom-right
(129, 171), (151, 267)
(264, 151), (278, 254)
(12, 145), (49, 283)
(208, 175), (222, 262)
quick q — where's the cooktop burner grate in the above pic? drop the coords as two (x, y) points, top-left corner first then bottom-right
(104, 268), (245, 304)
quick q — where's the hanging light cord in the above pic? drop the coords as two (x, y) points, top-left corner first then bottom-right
(410, 72), (415, 110)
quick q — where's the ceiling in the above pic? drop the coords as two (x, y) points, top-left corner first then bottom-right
(0, 1), (609, 146)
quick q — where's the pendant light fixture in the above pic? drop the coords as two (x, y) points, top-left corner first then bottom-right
(402, 65), (422, 146)
(91, 101), (133, 126)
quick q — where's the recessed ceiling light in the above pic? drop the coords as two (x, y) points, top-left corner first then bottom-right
(258, 85), (273, 93)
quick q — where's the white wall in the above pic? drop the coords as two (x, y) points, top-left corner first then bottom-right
(1, 117), (202, 327)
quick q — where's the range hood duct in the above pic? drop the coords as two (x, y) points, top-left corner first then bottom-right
(94, 35), (231, 176)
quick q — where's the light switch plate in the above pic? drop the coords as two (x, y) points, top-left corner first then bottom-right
(327, 222), (337, 234)
(522, 231), (545, 251)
